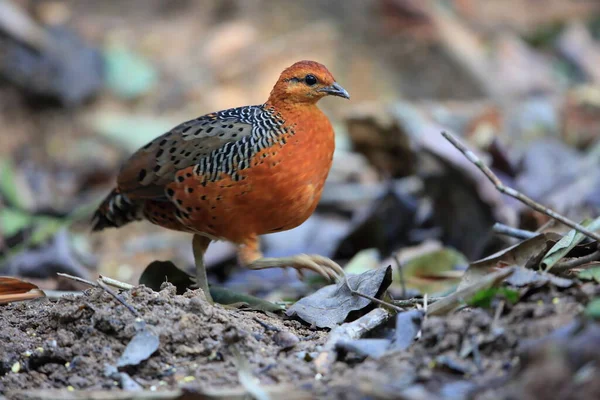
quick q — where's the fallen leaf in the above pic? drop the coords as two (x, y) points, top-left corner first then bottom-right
(585, 298), (600, 320)
(286, 266), (393, 329)
(506, 266), (573, 288)
(459, 233), (559, 291)
(0, 276), (45, 304)
(542, 217), (600, 271)
(577, 267), (600, 283)
(117, 327), (160, 368)
(467, 287), (519, 308)
(139, 260), (194, 294)
(400, 247), (467, 295)
(428, 268), (514, 316)
(103, 43), (158, 100)
(343, 248), (380, 275)
(336, 339), (391, 360)
(315, 308), (391, 374)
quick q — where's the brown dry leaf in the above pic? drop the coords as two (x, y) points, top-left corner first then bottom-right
(0, 276), (45, 304)
(459, 233), (560, 290)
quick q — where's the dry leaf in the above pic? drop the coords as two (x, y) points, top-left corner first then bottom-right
(0, 276), (45, 304)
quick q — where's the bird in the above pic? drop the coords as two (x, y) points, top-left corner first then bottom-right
(92, 60), (350, 302)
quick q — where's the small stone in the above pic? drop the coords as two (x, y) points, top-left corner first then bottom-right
(273, 331), (299, 349)
(11, 362), (20, 373)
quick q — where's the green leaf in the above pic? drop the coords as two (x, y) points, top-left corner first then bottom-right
(0, 208), (32, 237)
(88, 112), (180, 152)
(585, 298), (600, 319)
(542, 217), (600, 272)
(0, 159), (24, 208)
(467, 287), (519, 309)
(399, 247), (467, 295)
(210, 287), (284, 313)
(103, 44), (157, 99)
(343, 248), (380, 275)
(577, 267), (600, 283)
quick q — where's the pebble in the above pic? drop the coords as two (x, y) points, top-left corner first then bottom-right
(273, 330), (299, 349)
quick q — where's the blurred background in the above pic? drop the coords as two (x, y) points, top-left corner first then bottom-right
(2, 0), (600, 300)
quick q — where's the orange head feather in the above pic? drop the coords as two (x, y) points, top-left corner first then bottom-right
(267, 60), (349, 107)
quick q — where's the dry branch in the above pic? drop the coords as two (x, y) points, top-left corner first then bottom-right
(441, 131), (600, 243)
(492, 223), (537, 240)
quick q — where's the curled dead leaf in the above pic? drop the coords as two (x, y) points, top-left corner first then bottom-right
(0, 276), (45, 304)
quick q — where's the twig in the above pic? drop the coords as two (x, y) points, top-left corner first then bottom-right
(99, 275), (134, 290)
(342, 274), (403, 313)
(393, 297), (443, 307)
(491, 299), (505, 333)
(57, 273), (138, 316)
(253, 317), (280, 332)
(552, 249), (600, 273)
(43, 290), (84, 299)
(96, 279), (139, 317)
(536, 219), (556, 233)
(427, 268), (514, 316)
(57, 273), (134, 291)
(470, 334), (483, 373)
(57, 273), (97, 287)
(492, 223), (537, 240)
(441, 131), (600, 243)
(314, 308), (391, 374)
(393, 253), (407, 299)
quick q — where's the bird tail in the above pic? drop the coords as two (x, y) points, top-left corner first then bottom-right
(91, 189), (143, 231)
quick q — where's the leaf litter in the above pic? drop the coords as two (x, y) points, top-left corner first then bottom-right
(2, 1), (600, 399)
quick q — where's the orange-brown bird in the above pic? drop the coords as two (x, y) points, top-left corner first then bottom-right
(92, 60), (349, 302)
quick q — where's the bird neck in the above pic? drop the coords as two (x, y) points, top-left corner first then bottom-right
(264, 98), (323, 121)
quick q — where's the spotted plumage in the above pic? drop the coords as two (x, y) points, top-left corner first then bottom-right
(93, 60), (350, 301)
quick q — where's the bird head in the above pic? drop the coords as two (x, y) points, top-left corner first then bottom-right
(267, 60), (350, 106)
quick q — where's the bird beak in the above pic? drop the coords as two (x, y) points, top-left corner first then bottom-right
(319, 82), (350, 99)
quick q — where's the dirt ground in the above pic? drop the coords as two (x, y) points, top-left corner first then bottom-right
(3, 1), (600, 399)
(2, 280), (598, 399)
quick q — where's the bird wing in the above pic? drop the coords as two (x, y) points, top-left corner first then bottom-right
(116, 106), (258, 199)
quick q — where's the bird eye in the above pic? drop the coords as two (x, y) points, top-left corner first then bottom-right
(304, 74), (317, 86)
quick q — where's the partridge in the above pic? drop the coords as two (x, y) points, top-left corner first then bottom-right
(93, 60), (350, 302)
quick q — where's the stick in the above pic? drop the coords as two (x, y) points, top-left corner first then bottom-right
(57, 273), (97, 287)
(492, 223), (537, 240)
(314, 308), (391, 374)
(99, 275), (134, 290)
(57, 273), (134, 291)
(342, 273), (403, 313)
(393, 297), (443, 307)
(96, 279), (139, 317)
(552, 249), (600, 273)
(393, 253), (407, 299)
(441, 131), (600, 243)
(57, 273), (138, 316)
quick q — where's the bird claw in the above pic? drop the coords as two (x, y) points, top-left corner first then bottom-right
(248, 254), (345, 282)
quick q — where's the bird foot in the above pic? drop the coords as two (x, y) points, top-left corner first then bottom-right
(189, 276), (213, 304)
(246, 254), (344, 282)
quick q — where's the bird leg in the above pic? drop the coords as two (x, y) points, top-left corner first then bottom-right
(191, 234), (213, 303)
(238, 235), (344, 281)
